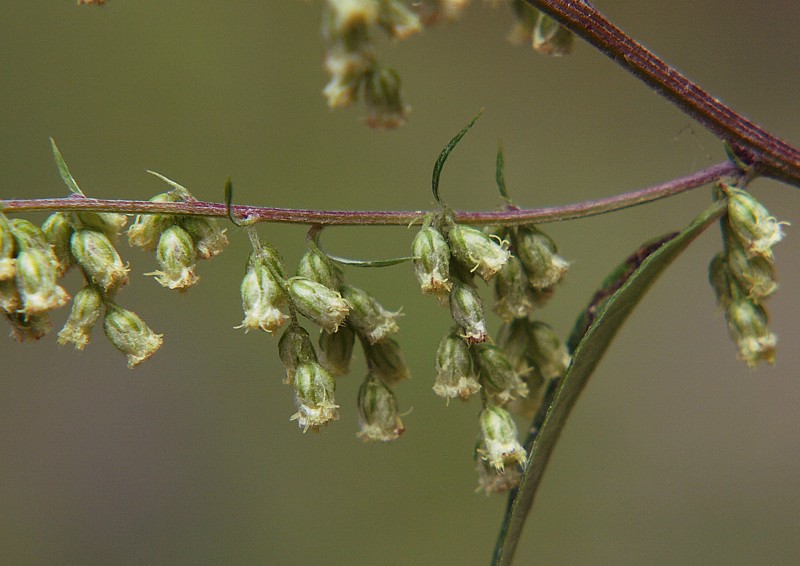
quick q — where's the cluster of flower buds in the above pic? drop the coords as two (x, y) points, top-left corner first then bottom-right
(709, 184), (785, 367)
(127, 180), (228, 291)
(507, 0), (574, 55)
(241, 235), (407, 439)
(322, 0), (418, 129)
(0, 207), (163, 367)
(414, 0), (470, 25)
(412, 216), (571, 492)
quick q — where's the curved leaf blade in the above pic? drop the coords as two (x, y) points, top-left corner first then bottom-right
(492, 200), (726, 565)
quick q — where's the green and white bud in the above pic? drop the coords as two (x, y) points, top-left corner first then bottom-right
(448, 224), (510, 281)
(725, 186), (785, 258)
(341, 284), (400, 344)
(356, 373), (405, 442)
(726, 299), (777, 368)
(412, 225), (452, 299)
(286, 277), (350, 333)
(57, 285), (103, 350)
(290, 361), (339, 432)
(75, 211), (128, 240)
(296, 247), (342, 290)
(474, 342), (529, 406)
(71, 229), (129, 292)
(0, 213), (16, 280)
(513, 226), (569, 289)
(0, 278), (21, 313)
(4, 311), (52, 342)
(103, 304), (163, 368)
(127, 193), (180, 251)
(532, 12), (574, 56)
(319, 325), (356, 376)
(42, 212), (75, 276)
(180, 216), (228, 260)
(477, 405), (527, 472)
(326, 0), (379, 33)
(9, 218), (50, 251)
(433, 329), (480, 401)
(15, 248), (70, 315)
(725, 236), (777, 302)
(364, 337), (411, 385)
(278, 324), (318, 384)
(709, 252), (736, 308)
(377, 0), (421, 40)
(527, 321), (571, 380)
(150, 225), (199, 290)
(449, 280), (487, 343)
(363, 67), (410, 130)
(239, 257), (288, 334)
(493, 254), (537, 321)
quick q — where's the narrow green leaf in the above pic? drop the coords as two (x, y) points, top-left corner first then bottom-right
(495, 142), (511, 203)
(431, 109), (483, 206)
(492, 200), (726, 566)
(50, 138), (83, 196)
(147, 170), (195, 201)
(326, 253), (414, 268)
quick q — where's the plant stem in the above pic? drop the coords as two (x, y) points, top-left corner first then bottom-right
(524, 0), (800, 187)
(1, 161), (739, 226)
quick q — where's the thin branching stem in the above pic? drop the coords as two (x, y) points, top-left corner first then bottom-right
(524, 0), (800, 187)
(1, 161), (739, 226)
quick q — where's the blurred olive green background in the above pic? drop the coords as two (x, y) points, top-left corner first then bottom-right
(2, 2), (800, 564)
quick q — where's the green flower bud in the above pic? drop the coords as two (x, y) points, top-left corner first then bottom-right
(433, 329), (480, 401)
(725, 236), (777, 302)
(496, 319), (547, 417)
(71, 229), (129, 292)
(363, 337), (410, 385)
(319, 325), (356, 376)
(493, 254), (537, 321)
(127, 193), (181, 251)
(448, 224), (510, 281)
(726, 300), (776, 368)
(478, 405), (527, 472)
(527, 321), (571, 380)
(363, 67), (410, 130)
(3, 311), (52, 342)
(708, 252), (737, 307)
(296, 247), (342, 290)
(411, 225), (452, 299)
(322, 44), (373, 109)
(279, 324), (318, 384)
(0, 214), (16, 280)
(248, 244), (287, 281)
(377, 0), (421, 40)
(0, 278), (22, 313)
(474, 342), (529, 406)
(75, 211), (128, 240)
(341, 284), (400, 344)
(180, 216), (228, 260)
(9, 219), (49, 251)
(57, 285), (103, 350)
(103, 304), (163, 368)
(356, 373), (405, 442)
(42, 212), (75, 276)
(286, 277), (350, 333)
(725, 186), (785, 259)
(532, 12), (574, 56)
(449, 280), (487, 343)
(513, 226), (569, 289)
(290, 361), (339, 432)
(326, 0), (379, 33)
(15, 248), (70, 315)
(150, 225), (199, 290)
(239, 257), (288, 334)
